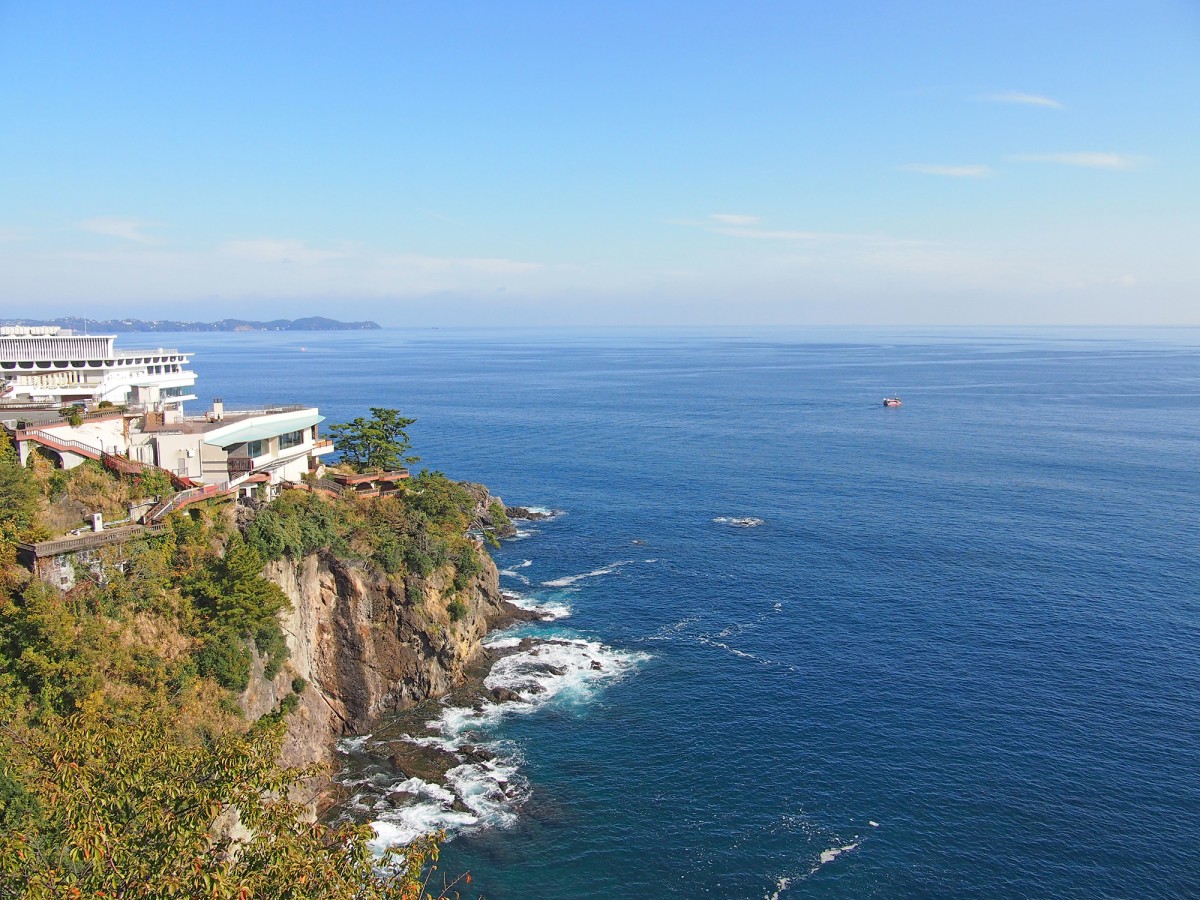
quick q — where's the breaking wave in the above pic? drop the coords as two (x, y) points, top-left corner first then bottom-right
(498, 559), (533, 584)
(357, 637), (649, 852)
(501, 588), (572, 621)
(541, 560), (633, 588)
(713, 516), (765, 528)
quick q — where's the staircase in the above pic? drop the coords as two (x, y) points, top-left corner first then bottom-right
(17, 429), (196, 489)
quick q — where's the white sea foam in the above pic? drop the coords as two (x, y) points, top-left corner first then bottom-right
(483, 635), (524, 650)
(765, 838), (862, 895)
(541, 560), (632, 588)
(498, 560), (533, 585)
(818, 841), (859, 865)
(765, 876), (794, 900)
(713, 516), (765, 528)
(501, 588), (572, 620)
(484, 637), (648, 704)
(639, 615), (700, 643)
(337, 734), (373, 753)
(365, 636), (647, 852)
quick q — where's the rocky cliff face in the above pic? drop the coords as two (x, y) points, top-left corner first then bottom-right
(241, 545), (515, 799)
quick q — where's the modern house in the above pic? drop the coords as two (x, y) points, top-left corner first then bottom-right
(137, 400), (334, 496)
(1, 328), (335, 501)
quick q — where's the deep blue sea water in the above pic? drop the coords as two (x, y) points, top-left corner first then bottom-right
(182, 327), (1199, 898)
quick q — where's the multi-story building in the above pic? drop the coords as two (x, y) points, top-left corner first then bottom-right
(1, 328), (335, 500)
(0, 325), (197, 415)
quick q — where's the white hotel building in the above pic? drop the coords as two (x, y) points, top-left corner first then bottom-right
(0, 325), (196, 413)
(1, 326), (334, 496)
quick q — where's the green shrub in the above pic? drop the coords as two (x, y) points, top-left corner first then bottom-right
(196, 628), (251, 692)
(254, 622), (289, 680)
(447, 599), (467, 623)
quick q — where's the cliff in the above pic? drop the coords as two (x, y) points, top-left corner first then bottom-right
(241, 543), (521, 801)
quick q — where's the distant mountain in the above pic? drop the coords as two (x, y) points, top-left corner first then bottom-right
(1, 316), (382, 332)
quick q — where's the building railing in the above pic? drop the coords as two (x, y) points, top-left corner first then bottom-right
(16, 523), (169, 559)
(16, 429), (104, 460)
(185, 404), (308, 423)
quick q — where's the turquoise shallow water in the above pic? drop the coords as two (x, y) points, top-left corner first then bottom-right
(185, 328), (1200, 898)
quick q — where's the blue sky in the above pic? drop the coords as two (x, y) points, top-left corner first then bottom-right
(1, 1), (1197, 326)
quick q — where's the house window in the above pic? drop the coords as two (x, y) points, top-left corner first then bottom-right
(279, 429), (305, 450)
(246, 439), (267, 458)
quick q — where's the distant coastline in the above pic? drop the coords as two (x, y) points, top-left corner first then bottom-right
(1, 315), (381, 332)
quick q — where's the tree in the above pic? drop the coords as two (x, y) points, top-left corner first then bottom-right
(0, 431), (43, 544)
(0, 701), (467, 899)
(328, 408), (420, 472)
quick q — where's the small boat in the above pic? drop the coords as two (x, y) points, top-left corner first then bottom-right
(883, 396), (902, 407)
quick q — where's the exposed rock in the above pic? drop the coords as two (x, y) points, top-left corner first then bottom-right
(459, 482), (519, 538)
(247, 540), (528, 809)
(491, 687), (525, 703)
(505, 506), (555, 521)
(460, 744), (496, 763)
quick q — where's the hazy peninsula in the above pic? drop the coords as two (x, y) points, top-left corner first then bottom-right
(1, 315), (381, 332)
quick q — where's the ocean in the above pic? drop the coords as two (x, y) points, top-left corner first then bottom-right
(184, 327), (1200, 898)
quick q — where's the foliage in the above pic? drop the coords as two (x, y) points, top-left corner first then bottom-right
(0, 446), (486, 898)
(446, 599), (467, 623)
(328, 408), (420, 473)
(189, 536), (290, 635)
(197, 627), (253, 692)
(244, 472), (481, 588)
(0, 431), (44, 543)
(0, 701), (465, 899)
(135, 465), (175, 500)
(58, 406), (83, 427)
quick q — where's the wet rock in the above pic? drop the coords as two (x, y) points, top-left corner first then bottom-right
(460, 744), (496, 763)
(590, 660), (603, 671)
(491, 687), (525, 703)
(505, 506), (555, 521)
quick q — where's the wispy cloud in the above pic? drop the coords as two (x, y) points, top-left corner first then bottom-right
(219, 238), (354, 264)
(900, 163), (995, 178)
(378, 253), (543, 275)
(1008, 152), (1145, 170)
(80, 217), (161, 244)
(709, 213), (760, 226)
(685, 215), (938, 250)
(711, 225), (880, 242)
(979, 91), (1063, 109)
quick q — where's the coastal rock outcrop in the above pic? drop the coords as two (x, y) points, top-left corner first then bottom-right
(243, 544), (532, 802)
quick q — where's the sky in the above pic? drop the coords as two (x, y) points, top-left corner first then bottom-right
(1, 1), (1197, 327)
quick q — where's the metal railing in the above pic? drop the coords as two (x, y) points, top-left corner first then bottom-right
(17, 429), (104, 460)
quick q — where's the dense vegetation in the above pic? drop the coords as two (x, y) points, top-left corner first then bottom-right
(0, 429), (481, 897)
(245, 471), (485, 586)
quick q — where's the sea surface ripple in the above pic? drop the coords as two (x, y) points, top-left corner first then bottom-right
(186, 327), (1200, 898)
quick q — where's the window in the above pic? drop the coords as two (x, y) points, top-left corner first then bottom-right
(278, 429), (305, 450)
(246, 439), (267, 458)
